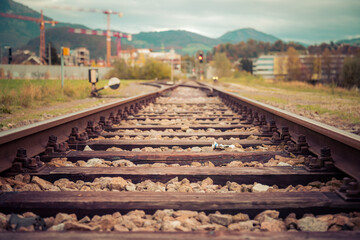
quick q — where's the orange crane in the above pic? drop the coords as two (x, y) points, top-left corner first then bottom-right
(0, 10), (58, 64)
(47, 6), (122, 67)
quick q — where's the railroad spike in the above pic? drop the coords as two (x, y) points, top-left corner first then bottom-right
(304, 147), (335, 172)
(259, 115), (267, 126)
(240, 106), (248, 120)
(10, 148), (44, 173)
(339, 177), (352, 192)
(252, 112), (260, 126)
(68, 127), (89, 145)
(122, 110), (129, 120)
(280, 126), (291, 142)
(287, 134), (309, 155)
(98, 116), (106, 128)
(271, 132), (281, 144)
(45, 135), (69, 153)
(336, 177), (360, 201)
(246, 109), (253, 123)
(261, 120), (277, 133)
(108, 112), (115, 122)
(86, 121), (102, 137)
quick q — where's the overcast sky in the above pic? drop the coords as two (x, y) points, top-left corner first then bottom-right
(16, 0), (360, 44)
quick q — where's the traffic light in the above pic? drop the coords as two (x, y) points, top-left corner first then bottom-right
(8, 47), (12, 64)
(198, 53), (203, 63)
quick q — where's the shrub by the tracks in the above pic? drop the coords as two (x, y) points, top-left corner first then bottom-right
(107, 59), (171, 80)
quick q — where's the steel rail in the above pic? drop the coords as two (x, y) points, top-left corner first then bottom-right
(0, 84), (177, 172)
(199, 82), (360, 182)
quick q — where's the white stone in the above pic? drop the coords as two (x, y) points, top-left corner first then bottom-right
(85, 158), (104, 166)
(191, 147), (202, 152)
(83, 145), (93, 151)
(252, 183), (270, 192)
(277, 162), (292, 167)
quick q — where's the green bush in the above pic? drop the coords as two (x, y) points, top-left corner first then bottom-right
(107, 59), (171, 80)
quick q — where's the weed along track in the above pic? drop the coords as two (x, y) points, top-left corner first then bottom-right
(0, 81), (360, 239)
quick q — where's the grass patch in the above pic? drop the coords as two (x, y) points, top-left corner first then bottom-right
(239, 94), (288, 105)
(0, 79), (147, 112)
(214, 72), (360, 98)
(296, 104), (360, 125)
(0, 79), (149, 129)
(203, 72), (360, 129)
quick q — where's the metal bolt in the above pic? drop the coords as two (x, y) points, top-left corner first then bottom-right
(339, 177), (352, 192)
(109, 112), (115, 121)
(346, 181), (360, 197)
(321, 147), (331, 157)
(298, 135), (306, 144)
(16, 148), (27, 158)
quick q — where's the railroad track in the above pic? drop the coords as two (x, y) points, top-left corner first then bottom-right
(0, 81), (360, 239)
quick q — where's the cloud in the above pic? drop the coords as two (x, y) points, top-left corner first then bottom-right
(15, 0), (360, 42)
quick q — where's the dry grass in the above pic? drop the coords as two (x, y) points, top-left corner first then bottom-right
(0, 79), (153, 130)
(206, 73), (360, 133)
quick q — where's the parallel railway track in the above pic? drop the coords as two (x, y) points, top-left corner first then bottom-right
(0, 81), (360, 239)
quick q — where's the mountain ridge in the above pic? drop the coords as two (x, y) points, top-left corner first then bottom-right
(218, 27), (279, 43)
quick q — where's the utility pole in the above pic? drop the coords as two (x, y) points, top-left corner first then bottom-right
(106, 14), (111, 67)
(48, 43), (51, 65)
(61, 47), (64, 88)
(61, 47), (70, 88)
(170, 49), (174, 83)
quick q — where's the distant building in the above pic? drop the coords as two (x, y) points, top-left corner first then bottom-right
(118, 48), (181, 73)
(9, 50), (43, 65)
(74, 48), (90, 66)
(64, 48), (90, 66)
(253, 54), (348, 83)
(253, 55), (275, 79)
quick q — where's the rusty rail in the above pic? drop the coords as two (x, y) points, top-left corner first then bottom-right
(0, 84), (177, 172)
(199, 81), (360, 183)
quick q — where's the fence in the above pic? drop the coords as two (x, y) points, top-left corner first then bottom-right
(0, 64), (111, 80)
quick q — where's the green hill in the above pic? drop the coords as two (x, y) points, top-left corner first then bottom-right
(122, 30), (220, 55)
(218, 28), (279, 44)
(0, 0), (87, 49)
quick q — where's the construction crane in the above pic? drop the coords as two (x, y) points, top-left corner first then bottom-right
(47, 6), (122, 66)
(69, 28), (132, 57)
(0, 11), (58, 64)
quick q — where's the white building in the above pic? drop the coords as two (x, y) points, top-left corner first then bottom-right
(119, 48), (181, 73)
(253, 55), (275, 79)
(64, 48), (90, 66)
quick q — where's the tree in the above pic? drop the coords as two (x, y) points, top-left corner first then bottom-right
(107, 58), (171, 80)
(301, 55), (316, 82)
(181, 55), (195, 74)
(341, 56), (360, 88)
(107, 59), (130, 79)
(286, 47), (301, 81)
(213, 52), (232, 78)
(46, 43), (60, 65)
(274, 55), (287, 81)
(240, 58), (253, 73)
(140, 59), (171, 80)
(321, 48), (332, 84)
(272, 40), (285, 52)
